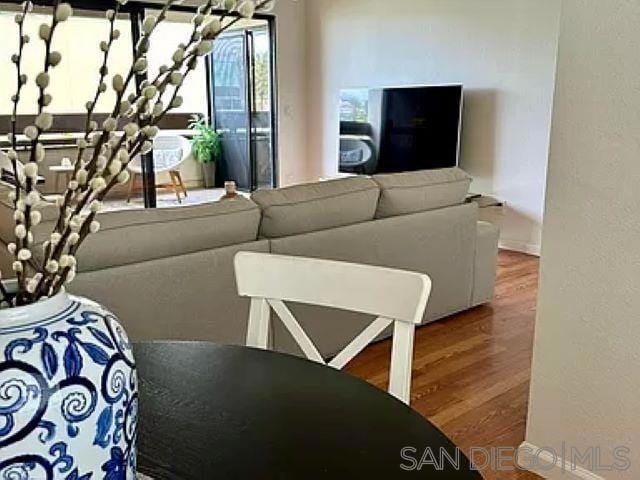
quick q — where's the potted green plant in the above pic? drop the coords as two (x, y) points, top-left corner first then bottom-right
(189, 114), (221, 188)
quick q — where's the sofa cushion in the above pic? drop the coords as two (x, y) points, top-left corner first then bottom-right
(372, 167), (471, 218)
(78, 197), (261, 271)
(251, 177), (380, 238)
(0, 184), (261, 272)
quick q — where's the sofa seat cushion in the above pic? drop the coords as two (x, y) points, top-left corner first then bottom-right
(373, 167), (471, 218)
(251, 177), (380, 238)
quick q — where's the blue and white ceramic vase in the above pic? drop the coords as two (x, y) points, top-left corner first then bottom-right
(0, 285), (137, 479)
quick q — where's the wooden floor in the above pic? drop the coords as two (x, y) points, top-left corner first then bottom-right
(345, 250), (541, 480)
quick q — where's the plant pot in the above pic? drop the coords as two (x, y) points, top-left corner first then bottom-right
(201, 161), (216, 189)
(0, 282), (137, 479)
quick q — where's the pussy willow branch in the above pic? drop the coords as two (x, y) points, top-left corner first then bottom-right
(5, 2), (32, 301)
(39, 0), (274, 299)
(73, 3), (121, 173)
(48, 0), (176, 244)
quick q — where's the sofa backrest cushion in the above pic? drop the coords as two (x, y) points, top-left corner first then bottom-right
(251, 176), (380, 238)
(78, 197), (261, 271)
(0, 188), (261, 272)
(372, 167), (471, 218)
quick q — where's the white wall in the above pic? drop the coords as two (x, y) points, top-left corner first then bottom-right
(304, 0), (561, 254)
(272, 0), (311, 186)
(522, 1), (640, 479)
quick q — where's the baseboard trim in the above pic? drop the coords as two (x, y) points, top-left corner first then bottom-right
(517, 442), (605, 480)
(499, 240), (541, 256)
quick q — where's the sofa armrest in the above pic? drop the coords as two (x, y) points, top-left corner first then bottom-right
(472, 221), (499, 306)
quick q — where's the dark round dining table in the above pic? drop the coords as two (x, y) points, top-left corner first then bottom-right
(135, 341), (481, 479)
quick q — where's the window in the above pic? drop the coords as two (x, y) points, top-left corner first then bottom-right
(0, 10), (134, 115)
(340, 88), (369, 123)
(146, 12), (209, 123)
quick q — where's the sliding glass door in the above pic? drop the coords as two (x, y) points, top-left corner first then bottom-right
(211, 22), (276, 191)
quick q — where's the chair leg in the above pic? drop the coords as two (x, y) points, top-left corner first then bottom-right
(169, 171), (182, 204)
(126, 173), (136, 203)
(175, 171), (188, 197)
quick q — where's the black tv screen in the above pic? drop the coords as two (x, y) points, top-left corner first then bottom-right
(339, 85), (463, 175)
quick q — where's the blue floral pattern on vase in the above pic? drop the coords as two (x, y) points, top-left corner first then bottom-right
(0, 294), (137, 479)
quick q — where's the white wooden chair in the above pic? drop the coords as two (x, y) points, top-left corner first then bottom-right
(126, 134), (191, 203)
(234, 252), (432, 404)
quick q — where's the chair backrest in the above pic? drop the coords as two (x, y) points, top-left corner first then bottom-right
(128, 134), (192, 174)
(234, 251), (432, 404)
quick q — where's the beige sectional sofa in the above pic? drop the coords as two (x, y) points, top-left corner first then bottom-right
(0, 168), (499, 357)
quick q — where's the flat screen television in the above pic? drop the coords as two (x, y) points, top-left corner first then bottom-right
(338, 85), (463, 175)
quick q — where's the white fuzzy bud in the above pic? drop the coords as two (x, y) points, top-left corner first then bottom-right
(100, 40), (109, 52)
(15, 224), (26, 239)
(39, 23), (51, 41)
(142, 85), (157, 99)
(7, 243), (17, 254)
(171, 96), (183, 108)
(117, 149), (130, 163)
(140, 141), (153, 154)
(223, 0), (236, 10)
(143, 126), (159, 138)
(90, 177), (107, 192)
(65, 268), (76, 284)
(193, 13), (204, 26)
(106, 9), (115, 20)
(48, 51), (62, 67)
(109, 160), (122, 175)
(35, 143), (45, 162)
(133, 58), (148, 73)
(237, 0), (255, 18)
(123, 123), (138, 137)
(24, 162), (38, 178)
(142, 15), (156, 35)
(112, 29), (120, 40)
(202, 19), (222, 39)
(43, 94), (52, 106)
(196, 41), (213, 56)
(112, 74), (124, 92)
(17, 248), (31, 261)
(46, 259), (59, 273)
(26, 191), (39, 206)
(89, 200), (103, 213)
(89, 220), (101, 233)
(30, 210), (42, 225)
(67, 232), (80, 245)
(96, 155), (108, 169)
(51, 232), (62, 245)
(152, 102), (163, 117)
(59, 254), (76, 268)
(103, 117), (117, 132)
(117, 170), (130, 184)
(68, 180), (79, 191)
(12, 261), (23, 273)
(172, 48), (185, 64)
(13, 211), (24, 222)
(169, 72), (183, 86)
(35, 112), (53, 131)
(36, 71), (50, 89)
(24, 125), (38, 140)
(26, 278), (38, 293)
(55, 3), (73, 22)
(76, 168), (88, 185)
